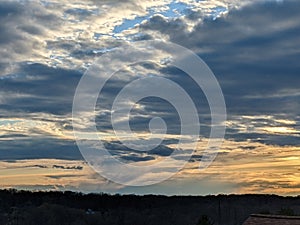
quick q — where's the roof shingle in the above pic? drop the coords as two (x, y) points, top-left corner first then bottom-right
(243, 214), (300, 225)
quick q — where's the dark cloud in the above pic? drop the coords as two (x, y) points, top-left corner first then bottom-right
(141, 0), (300, 116)
(148, 145), (174, 157)
(120, 154), (155, 162)
(46, 174), (84, 180)
(64, 8), (96, 18)
(94, 63), (209, 137)
(139, 0), (300, 146)
(0, 138), (82, 160)
(52, 165), (83, 170)
(28, 165), (48, 169)
(0, 1), (60, 70)
(141, 15), (186, 35)
(0, 63), (82, 115)
(93, 0), (300, 146)
(0, 134), (28, 139)
(1, 0), (300, 164)
(226, 132), (300, 146)
(91, 139), (199, 164)
(239, 146), (256, 151)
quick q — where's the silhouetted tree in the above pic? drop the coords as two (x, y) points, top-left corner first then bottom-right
(196, 215), (214, 225)
(278, 207), (295, 216)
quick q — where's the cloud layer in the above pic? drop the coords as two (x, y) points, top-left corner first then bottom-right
(0, 0), (299, 194)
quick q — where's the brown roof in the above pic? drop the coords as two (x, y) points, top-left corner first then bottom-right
(243, 214), (300, 225)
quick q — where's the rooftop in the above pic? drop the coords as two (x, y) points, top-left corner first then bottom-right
(243, 214), (300, 225)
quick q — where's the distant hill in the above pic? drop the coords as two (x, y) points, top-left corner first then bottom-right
(0, 189), (299, 225)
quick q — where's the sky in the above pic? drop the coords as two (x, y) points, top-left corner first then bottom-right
(0, 0), (299, 195)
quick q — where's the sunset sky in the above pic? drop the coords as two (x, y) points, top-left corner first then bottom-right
(0, 0), (299, 195)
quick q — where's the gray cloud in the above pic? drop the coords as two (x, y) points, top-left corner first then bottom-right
(138, 0), (300, 146)
(0, 1), (61, 72)
(1, 0), (299, 166)
(103, 140), (178, 159)
(0, 138), (82, 160)
(0, 63), (82, 115)
(141, 0), (300, 115)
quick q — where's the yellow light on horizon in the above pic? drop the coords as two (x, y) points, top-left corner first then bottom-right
(262, 126), (298, 134)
